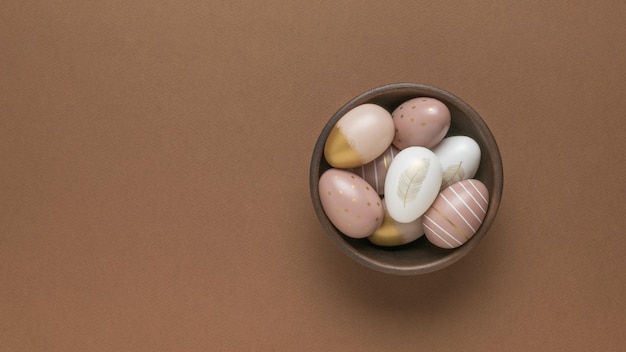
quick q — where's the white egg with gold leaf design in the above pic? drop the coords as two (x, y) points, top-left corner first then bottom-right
(431, 136), (481, 190)
(383, 147), (443, 223)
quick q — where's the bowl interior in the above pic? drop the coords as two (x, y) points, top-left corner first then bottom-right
(310, 83), (503, 275)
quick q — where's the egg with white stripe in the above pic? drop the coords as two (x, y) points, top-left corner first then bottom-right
(349, 145), (400, 195)
(423, 179), (489, 249)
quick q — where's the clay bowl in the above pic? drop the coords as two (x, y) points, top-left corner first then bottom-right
(310, 83), (503, 275)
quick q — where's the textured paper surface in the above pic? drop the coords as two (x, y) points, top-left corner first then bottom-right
(2, 1), (625, 351)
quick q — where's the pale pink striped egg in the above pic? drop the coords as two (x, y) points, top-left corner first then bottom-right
(423, 179), (489, 249)
(319, 169), (384, 238)
(348, 145), (400, 195)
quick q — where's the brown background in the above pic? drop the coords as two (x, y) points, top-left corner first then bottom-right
(2, 1), (625, 351)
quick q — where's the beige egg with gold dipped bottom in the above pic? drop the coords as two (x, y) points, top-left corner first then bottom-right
(368, 204), (424, 247)
(318, 169), (384, 238)
(324, 104), (395, 168)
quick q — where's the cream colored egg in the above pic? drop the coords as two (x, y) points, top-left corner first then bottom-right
(431, 136), (481, 190)
(324, 104), (395, 169)
(383, 147), (443, 223)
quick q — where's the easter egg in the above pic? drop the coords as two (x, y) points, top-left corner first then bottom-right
(391, 97), (451, 150)
(423, 179), (489, 249)
(348, 145), (400, 195)
(324, 104), (395, 168)
(368, 204), (424, 247)
(384, 147), (443, 223)
(431, 136), (481, 190)
(318, 168), (384, 238)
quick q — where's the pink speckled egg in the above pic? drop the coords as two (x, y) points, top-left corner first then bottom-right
(324, 104), (395, 168)
(348, 145), (400, 195)
(318, 169), (384, 238)
(423, 179), (489, 249)
(391, 97), (451, 150)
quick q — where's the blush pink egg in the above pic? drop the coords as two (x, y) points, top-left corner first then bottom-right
(319, 169), (384, 238)
(324, 104), (395, 168)
(423, 179), (489, 249)
(348, 145), (400, 195)
(391, 97), (451, 150)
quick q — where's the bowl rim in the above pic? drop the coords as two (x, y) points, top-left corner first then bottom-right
(310, 82), (503, 275)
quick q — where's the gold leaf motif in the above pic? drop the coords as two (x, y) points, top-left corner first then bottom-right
(441, 161), (464, 190)
(396, 159), (430, 207)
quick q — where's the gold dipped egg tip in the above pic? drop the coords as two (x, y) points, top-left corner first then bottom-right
(324, 126), (363, 168)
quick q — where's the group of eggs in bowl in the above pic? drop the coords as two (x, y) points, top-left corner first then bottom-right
(310, 83), (503, 275)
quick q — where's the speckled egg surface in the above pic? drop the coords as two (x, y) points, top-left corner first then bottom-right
(318, 168), (384, 238)
(348, 145), (400, 195)
(391, 97), (450, 150)
(423, 179), (489, 249)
